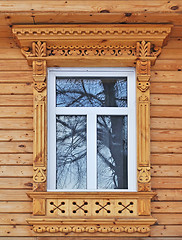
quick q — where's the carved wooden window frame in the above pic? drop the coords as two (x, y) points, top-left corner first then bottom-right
(12, 24), (172, 237)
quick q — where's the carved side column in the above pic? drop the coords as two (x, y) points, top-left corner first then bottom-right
(136, 41), (151, 192)
(32, 42), (47, 192)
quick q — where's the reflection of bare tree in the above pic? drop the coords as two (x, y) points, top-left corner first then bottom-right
(56, 116), (87, 189)
(56, 77), (127, 107)
(56, 77), (127, 189)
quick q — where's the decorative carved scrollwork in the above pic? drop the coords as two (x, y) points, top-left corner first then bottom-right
(138, 167), (151, 183)
(32, 224), (150, 233)
(33, 167), (46, 183)
(151, 46), (162, 57)
(47, 45), (136, 57)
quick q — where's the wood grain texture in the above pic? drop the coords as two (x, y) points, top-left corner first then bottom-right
(0, 189), (31, 201)
(151, 71), (182, 83)
(0, 1), (181, 13)
(0, 213), (31, 225)
(0, 130), (33, 141)
(151, 225), (182, 237)
(151, 82), (182, 94)
(0, 119), (32, 130)
(151, 106), (182, 117)
(151, 142), (182, 153)
(0, 202), (32, 213)
(0, 166), (32, 177)
(0, 83), (33, 94)
(0, 95), (33, 106)
(0, 226), (34, 237)
(0, 107), (33, 118)
(151, 165), (182, 177)
(0, 177), (33, 189)
(151, 130), (182, 141)
(152, 202), (182, 213)
(0, 142), (32, 153)
(0, 71), (32, 83)
(151, 118), (182, 129)
(152, 60), (182, 71)
(151, 94), (182, 106)
(0, 60), (31, 71)
(151, 154), (182, 165)
(0, 153), (32, 165)
(153, 190), (182, 201)
(153, 213), (182, 224)
(152, 177), (182, 189)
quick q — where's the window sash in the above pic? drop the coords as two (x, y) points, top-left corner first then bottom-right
(47, 68), (136, 192)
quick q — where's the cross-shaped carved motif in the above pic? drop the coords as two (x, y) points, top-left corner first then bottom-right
(49, 201), (65, 213)
(95, 201), (111, 213)
(72, 201), (88, 213)
(118, 201), (134, 214)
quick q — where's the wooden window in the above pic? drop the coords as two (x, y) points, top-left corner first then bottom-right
(12, 24), (172, 237)
(47, 68), (136, 191)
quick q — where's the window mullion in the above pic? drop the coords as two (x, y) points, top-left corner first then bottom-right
(87, 113), (97, 190)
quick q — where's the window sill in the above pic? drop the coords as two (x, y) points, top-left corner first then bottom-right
(27, 191), (156, 236)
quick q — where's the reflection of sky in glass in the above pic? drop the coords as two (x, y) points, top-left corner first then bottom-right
(56, 115), (87, 189)
(56, 77), (127, 107)
(97, 115), (128, 189)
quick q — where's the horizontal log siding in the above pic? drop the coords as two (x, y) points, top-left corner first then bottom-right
(0, 10), (181, 239)
(150, 37), (182, 239)
(0, 31), (34, 240)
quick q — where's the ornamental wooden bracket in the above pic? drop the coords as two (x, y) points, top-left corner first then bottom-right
(12, 24), (172, 237)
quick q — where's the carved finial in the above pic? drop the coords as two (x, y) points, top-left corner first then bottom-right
(137, 41), (151, 57)
(32, 41), (47, 57)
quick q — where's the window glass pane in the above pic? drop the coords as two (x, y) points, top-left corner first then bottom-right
(97, 115), (128, 189)
(56, 77), (127, 107)
(56, 115), (87, 189)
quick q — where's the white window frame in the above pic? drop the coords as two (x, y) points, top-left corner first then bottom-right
(47, 67), (137, 192)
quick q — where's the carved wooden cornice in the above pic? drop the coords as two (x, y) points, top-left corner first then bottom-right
(12, 24), (172, 67)
(12, 24), (172, 46)
(12, 24), (172, 237)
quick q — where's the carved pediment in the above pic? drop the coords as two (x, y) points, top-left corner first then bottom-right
(13, 24), (172, 67)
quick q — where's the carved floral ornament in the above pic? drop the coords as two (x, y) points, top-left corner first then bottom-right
(12, 24), (172, 236)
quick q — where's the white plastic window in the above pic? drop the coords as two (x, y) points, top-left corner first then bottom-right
(47, 68), (136, 192)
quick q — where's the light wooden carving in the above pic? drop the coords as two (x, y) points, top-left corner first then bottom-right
(12, 24), (172, 236)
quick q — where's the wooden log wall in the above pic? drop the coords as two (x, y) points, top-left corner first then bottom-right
(0, 1), (182, 239)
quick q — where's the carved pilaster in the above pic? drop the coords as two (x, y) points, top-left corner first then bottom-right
(136, 41), (152, 192)
(33, 86), (47, 192)
(30, 41), (48, 192)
